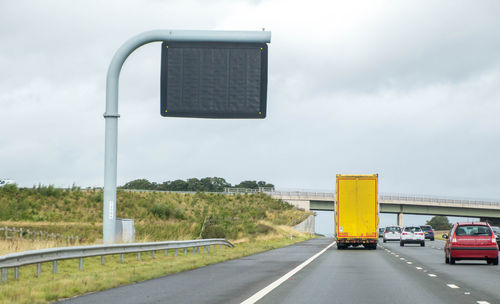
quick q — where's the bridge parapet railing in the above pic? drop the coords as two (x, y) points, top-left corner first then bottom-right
(380, 193), (500, 206)
(268, 191), (335, 198)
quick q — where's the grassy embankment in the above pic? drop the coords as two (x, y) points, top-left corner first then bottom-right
(0, 185), (313, 303)
(434, 230), (448, 241)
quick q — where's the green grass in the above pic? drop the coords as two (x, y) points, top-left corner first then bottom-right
(0, 186), (311, 242)
(0, 234), (313, 304)
(0, 186), (314, 303)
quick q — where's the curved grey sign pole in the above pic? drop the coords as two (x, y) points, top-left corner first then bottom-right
(103, 30), (271, 243)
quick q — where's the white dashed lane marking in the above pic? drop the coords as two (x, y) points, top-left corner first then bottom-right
(416, 267), (423, 270)
(447, 284), (459, 289)
(428, 274), (437, 277)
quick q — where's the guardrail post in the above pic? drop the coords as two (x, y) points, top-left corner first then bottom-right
(151, 251), (155, 259)
(213, 245), (216, 252)
(1, 268), (8, 283)
(79, 258), (84, 271)
(137, 252), (141, 261)
(14, 267), (19, 280)
(174, 249), (178, 256)
(52, 261), (58, 274)
(101, 256), (105, 265)
(192, 247), (195, 254)
(36, 263), (41, 277)
(120, 254), (124, 263)
(164, 249), (168, 256)
(184, 248), (187, 255)
(207, 246), (210, 253)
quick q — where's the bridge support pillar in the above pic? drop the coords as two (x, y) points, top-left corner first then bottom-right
(397, 213), (403, 226)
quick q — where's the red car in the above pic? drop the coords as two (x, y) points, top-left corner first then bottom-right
(444, 222), (499, 265)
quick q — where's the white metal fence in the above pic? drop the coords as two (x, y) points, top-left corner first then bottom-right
(0, 226), (79, 243)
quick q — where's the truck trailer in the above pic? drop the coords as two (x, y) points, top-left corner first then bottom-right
(336, 174), (379, 249)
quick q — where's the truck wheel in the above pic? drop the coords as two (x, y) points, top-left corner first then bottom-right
(431, 238), (435, 241)
(493, 257), (499, 265)
(450, 257), (456, 265)
(421, 241), (425, 247)
(400, 241), (404, 247)
(383, 239), (386, 243)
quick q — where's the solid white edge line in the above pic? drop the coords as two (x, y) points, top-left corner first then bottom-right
(240, 241), (336, 304)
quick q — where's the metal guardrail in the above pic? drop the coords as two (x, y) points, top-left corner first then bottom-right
(380, 193), (500, 206)
(0, 238), (233, 283)
(265, 191), (335, 198)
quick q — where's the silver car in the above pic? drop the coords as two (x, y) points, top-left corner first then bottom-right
(383, 226), (402, 242)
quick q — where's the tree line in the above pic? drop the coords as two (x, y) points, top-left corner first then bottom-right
(120, 177), (274, 192)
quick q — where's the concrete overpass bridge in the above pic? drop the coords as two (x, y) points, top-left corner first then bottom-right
(263, 191), (500, 226)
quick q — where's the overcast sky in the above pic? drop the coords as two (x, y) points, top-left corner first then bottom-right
(2, 0), (500, 213)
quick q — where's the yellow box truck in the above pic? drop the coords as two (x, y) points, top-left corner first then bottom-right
(336, 174), (379, 249)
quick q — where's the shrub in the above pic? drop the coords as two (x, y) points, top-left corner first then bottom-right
(201, 224), (226, 238)
(150, 203), (171, 219)
(1, 183), (18, 194)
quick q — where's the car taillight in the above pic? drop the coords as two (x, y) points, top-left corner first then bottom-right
(418, 232), (424, 235)
(429, 230), (434, 233)
(402, 232), (408, 235)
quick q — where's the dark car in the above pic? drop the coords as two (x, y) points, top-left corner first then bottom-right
(491, 226), (500, 248)
(378, 228), (385, 238)
(443, 222), (499, 265)
(420, 225), (435, 241)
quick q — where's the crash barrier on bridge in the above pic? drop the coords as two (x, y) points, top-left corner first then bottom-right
(224, 188), (335, 198)
(380, 193), (500, 206)
(0, 238), (233, 283)
(0, 226), (80, 244)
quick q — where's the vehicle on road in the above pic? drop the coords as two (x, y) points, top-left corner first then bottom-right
(0, 179), (15, 187)
(378, 228), (384, 238)
(335, 174), (379, 250)
(400, 226), (425, 247)
(443, 222), (499, 265)
(491, 226), (500, 248)
(383, 226), (402, 243)
(420, 225), (435, 241)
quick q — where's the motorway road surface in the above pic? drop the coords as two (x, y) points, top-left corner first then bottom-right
(60, 238), (500, 304)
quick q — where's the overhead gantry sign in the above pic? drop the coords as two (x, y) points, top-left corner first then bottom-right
(102, 30), (271, 243)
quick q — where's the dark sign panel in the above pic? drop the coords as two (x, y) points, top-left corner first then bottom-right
(160, 41), (268, 118)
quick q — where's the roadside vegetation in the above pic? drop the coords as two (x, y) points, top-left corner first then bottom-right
(120, 177), (275, 192)
(0, 184), (314, 303)
(0, 184), (310, 244)
(0, 229), (311, 304)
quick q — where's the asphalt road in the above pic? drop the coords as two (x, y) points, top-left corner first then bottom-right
(60, 238), (500, 304)
(259, 239), (498, 304)
(60, 238), (332, 304)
